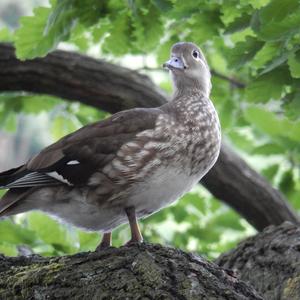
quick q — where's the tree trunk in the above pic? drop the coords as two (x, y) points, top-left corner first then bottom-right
(201, 144), (299, 230)
(0, 243), (263, 300)
(0, 43), (298, 231)
(216, 222), (300, 300)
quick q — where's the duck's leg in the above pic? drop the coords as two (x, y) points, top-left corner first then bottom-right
(125, 206), (143, 244)
(96, 232), (112, 250)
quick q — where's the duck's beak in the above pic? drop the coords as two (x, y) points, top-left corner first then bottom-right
(163, 56), (185, 70)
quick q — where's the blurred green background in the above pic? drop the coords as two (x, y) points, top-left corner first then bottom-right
(0, 0), (299, 258)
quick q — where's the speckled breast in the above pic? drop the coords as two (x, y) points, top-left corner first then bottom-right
(170, 94), (221, 177)
(102, 93), (221, 209)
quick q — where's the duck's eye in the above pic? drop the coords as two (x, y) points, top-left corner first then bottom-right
(192, 50), (200, 60)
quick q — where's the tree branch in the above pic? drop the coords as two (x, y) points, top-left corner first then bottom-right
(0, 43), (167, 113)
(0, 243), (263, 299)
(216, 222), (300, 299)
(0, 42), (298, 231)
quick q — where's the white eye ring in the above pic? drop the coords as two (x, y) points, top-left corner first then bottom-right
(192, 50), (201, 61)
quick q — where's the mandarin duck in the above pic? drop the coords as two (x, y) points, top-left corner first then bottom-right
(0, 42), (221, 249)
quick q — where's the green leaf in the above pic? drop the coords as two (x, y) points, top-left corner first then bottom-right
(188, 11), (222, 44)
(171, 1), (200, 18)
(92, 17), (111, 43)
(23, 95), (60, 114)
(188, 226), (220, 243)
(15, 6), (51, 59)
(0, 220), (36, 245)
(27, 212), (77, 254)
(132, 3), (164, 51)
(0, 243), (18, 256)
(69, 23), (89, 52)
(219, 101), (236, 130)
(220, 3), (239, 25)
(289, 189), (300, 211)
(74, 1), (108, 26)
(0, 93), (60, 115)
(173, 206), (189, 223)
(260, 0), (299, 23)
(259, 46), (300, 75)
(279, 170), (294, 196)
(102, 10), (132, 56)
(288, 51), (300, 78)
(262, 164), (279, 180)
(252, 42), (281, 69)
(225, 13), (252, 33)
(78, 231), (100, 251)
(74, 103), (108, 125)
(246, 67), (291, 103)
(152, 0), (173, 12)
(244, 106), (300, 141)
(253, 0), (300, 41)
(1, 113), (17, 132)
(44, 0), (75, 36)
(226, 36), (264, 69)
(283, 91), (300, 120)
(259, 52), (289, 75)
(252, 143), (284, 155)
(51, 114), (80, 140)
(246, 0), (271, 9)
(228, 131), (255, 153)
(213, 210), (244, 231)
(15, 1), (77, 59)
(0, 27), (14, 42)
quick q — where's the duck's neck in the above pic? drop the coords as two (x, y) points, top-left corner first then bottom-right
(170, 81), (216, 122)
(173, 86), (208, 100)
(171, 88), (209, 111)
(171, 73), (211, 99)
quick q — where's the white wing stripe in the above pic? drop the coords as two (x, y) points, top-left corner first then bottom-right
(3, 171), (71, 188)
(47, 172), (72, 185)
(67, 160), (80, 165)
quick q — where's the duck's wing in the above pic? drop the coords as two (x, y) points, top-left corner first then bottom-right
(0, 107), (163, 189)
(0, 107), (164, 215)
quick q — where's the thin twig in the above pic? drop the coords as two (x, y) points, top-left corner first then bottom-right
(211, 70), (246, 89)
(137, 66), (246, 89)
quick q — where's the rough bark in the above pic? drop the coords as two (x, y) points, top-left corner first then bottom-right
(0, 243), (263, 300)
(216, 222), (300, 300)
(0, 42), (299, 231)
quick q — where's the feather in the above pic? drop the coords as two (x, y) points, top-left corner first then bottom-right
(1, 171), (61, 189)
(23, 108), (162, 185)
(0, 188), (31, 216)
(0, 165), (27, 187)
(0, 107), (163, 221)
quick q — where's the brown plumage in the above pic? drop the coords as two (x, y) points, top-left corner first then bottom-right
(0, 42), (221, 248)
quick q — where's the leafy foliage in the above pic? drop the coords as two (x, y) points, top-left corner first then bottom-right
(0, 0), (299, 257)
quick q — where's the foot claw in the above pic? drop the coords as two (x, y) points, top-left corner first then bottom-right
(124, 238), (143, 246)
(95, 243), (111, 251)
